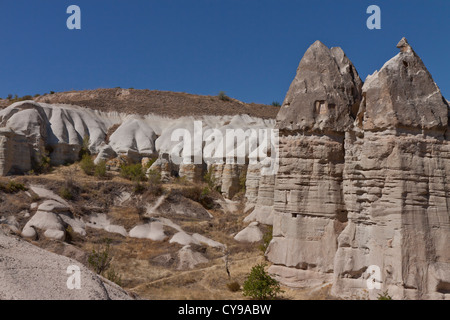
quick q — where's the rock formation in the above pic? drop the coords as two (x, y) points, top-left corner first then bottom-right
(0, 228), (133, 300)
(267, 38), (450, 300)
(267, 40), (363, 280)
(0, 101), (275, 200)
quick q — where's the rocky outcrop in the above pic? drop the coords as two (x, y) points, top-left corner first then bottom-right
(333, 38), (450, 300)
(267, 40), (362, 278)
(0, 228), (134, 300)
(267, 38), (450, 300)
(0, 129), (31, 175)
(0, 101), (274, 199)
(276, 40), (362, 133)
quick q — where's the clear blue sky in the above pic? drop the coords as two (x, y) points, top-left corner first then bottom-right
(0, 0), (448, 104)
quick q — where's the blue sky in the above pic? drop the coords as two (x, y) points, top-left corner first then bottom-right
(0, 0), (448, 104)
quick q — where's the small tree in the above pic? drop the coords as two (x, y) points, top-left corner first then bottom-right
(271, 101), (281, 107)
(242, 263), (282, 300)
(88, 238), (113, 275)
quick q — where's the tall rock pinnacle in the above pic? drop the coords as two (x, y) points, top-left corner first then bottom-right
(276, 40), (363, 133)
(361, 37), (448, 131)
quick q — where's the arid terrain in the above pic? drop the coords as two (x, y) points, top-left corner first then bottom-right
(0, 163), (332, 300)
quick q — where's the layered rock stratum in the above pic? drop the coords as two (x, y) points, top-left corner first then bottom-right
(267, 38), (450, 300)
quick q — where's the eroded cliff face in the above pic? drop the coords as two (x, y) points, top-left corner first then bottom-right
(267, 38), (450, 300)
(333, 38), (450, 300)
(267, 40), (363, 284)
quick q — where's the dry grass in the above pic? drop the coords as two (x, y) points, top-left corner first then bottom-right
(30, 88), (279, 119)
(0, 163), (332, 301)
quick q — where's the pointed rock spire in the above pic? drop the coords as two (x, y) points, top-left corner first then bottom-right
(361, 38), (448, 130)
(396, 37), (412, 53)
(276, 40), (363, 132)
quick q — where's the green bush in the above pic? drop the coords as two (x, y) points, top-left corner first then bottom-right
(95, 160), (107, 178)
(80, 154), (95, 176)
(0, 180), (28, 193)
(271, 101), (281, 107)
(242, 263), (282, 300)
(120, 163), (146, 182)
(88, 239), (113, 275)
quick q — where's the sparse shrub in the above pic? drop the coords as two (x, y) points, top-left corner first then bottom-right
(259, 226), (273, 254)
(377, 290), (393, 300)
(147, 169), (163, 196)
(94, 160), (107, 178)
(60, 168), (78, 200)
(65, 225), (74, 244)
(204, 166), (219, 191)
(59, 186), (73, 200)
(239, 170), (247, 193)
(88, 238), (113, 275)
(0, 180), (28, 193)
(34, 151), (52, 174)
(218, 91), (230, 101)
(242, 263), (282, 300)
(227, 281), (241, 292)
(120, 163), (147, 182)
(174, 176), (190, 185)
(80, 154), (95, 176)
(6, 94), (13, 100)
(271, 101), (281, 107)
(50, 91), (55, 94)
(106, 267), (123, 286)
(179, 186), (214, 209)
(133, 181), (146, 194)
(79, 135), (91, 158)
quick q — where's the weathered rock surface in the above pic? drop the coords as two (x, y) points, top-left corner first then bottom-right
(129, 222), (166, 241)
(176, 245), (208, 270)
(332, 38), (450, 300)
(267, 38), (450, 300)
(0, 228), (134, 300)
(276, 40), (363, 132)
(234, 222), (263, 243)
(267, 40), (361, 280)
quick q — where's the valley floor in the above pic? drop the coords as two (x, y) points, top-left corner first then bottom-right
(0, 164), (333, 300)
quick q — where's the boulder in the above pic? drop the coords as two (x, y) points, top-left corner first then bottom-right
(176, 245), (208, 270)
(129, 222), (166, 241)
(0, 228), (133, 300)
(234, 222), (263, 243)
